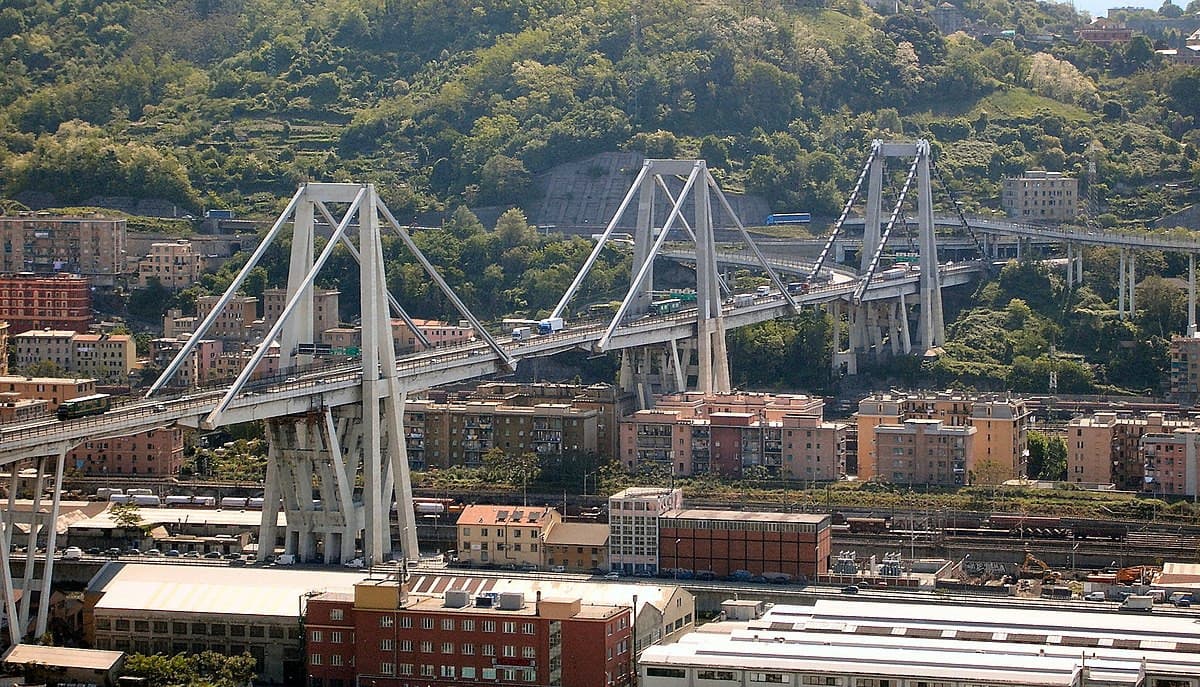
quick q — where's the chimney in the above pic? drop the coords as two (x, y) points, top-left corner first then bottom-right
(536, 590), (541, 616)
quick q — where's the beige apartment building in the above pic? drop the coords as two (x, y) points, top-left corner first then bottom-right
(68, 426), (185, 477)
(874, 419), (976, 486)
(607, 487), (683, 575)
(150, 336), (220, 388)
(137, 239), (203, 290)
(195, 295), (258, 341)
(0, 215), (127, 285)
(0, 375), (95, 411)
(14, 330), (135, 381)
(392, 318), (475, 353)
(72, 333), (136, 382)
(543, 522), (609, 572)
(262, 288), (338, 340)
(1000, 171), (1079, 221)
(1068, 412), (1194, 491)
(402, 400), (598, 470)
(456, 504), (562, 568)
(857, 391), (1030, 484)
(13, 329), (76, 370)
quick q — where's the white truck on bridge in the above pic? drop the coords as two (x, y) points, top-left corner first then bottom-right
(537, 317), (564, 335)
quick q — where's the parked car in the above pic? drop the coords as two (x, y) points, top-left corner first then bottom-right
(183, 551), (200, 558)
(603, 571), (621, 580)
(144, 549), (163, 557)
(549, 565), (566, 573)
(165, 550), (181, 558)
(841, 585), (860, 595)
(203, 551), (222, 559)
(1085, 591), (1106, 602)
(61, 546), (83, 560)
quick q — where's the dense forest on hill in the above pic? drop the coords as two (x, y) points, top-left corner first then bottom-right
(4, 0), (1200, 395)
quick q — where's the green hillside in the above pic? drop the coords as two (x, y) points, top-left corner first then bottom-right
(1, 0), (1197, 221)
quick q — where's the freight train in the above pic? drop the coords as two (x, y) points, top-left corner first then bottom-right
(837, 513), (1128, 541)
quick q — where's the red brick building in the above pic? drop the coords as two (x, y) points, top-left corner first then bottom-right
(0, 273), (91, 334)
(658, 509), (830, 581)
(306, 578), (632, 687)
(67, 427), (185, 476)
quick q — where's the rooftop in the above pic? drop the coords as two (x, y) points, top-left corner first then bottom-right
(640, 598), (1200, 685)
(87, 562), (367, 619)
(456, 505), (559, 527)
(661, 508), (829, 526)
(543, 522), (609, 547)
(404, 572), (686, 617)
(2, 644), (124, 672)
(71, 506), (284, 530)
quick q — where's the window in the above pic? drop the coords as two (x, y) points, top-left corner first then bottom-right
(330, 631), (343, 644)
(441, 665), (456, 678)
(380, 662), (395, 676)
(503, 621), (517, 633)
(399, 616), (412, 629)
(330, 654), (343, 667)
(503, 645), (517, 657)
(522, 622), (535, 634)
(442, 618), (454, 631)
(482, 621), (497, 633)
(483, 644), (496, 656)
(698, 670), (738, 681)
(330, 609), (343, 621)
(463, 667), (477, 679)
(399, 640), (412, 652)
(647, 667), (687, 678)
(309, 653), (322, 666)
(310, 630), (323, 643)
(522, 646), (536, 658)
(421, 617), (435, 630)
(750, 674), (786, 684)
(380, 639), (394, 651)
(421, 665), (435, 677)
(420, 641), (433, 653)
(462, 643), (475, 655)
(462, 620), (475, 631)
(380, 616), (394, 628)
(442, 642), (455, 654)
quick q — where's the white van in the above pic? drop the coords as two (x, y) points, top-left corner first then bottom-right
(62, 546), (83, 560)
(275, 554), (295, 566)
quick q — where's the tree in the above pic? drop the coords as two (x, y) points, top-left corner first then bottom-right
(21, 361), (70, 378)
(123, 651), (256, 687)
(108, 502), (144, 531)
(1026, 430), (1067, 480)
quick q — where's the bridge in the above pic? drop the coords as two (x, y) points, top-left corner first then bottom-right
(0, 142), (1192, 643)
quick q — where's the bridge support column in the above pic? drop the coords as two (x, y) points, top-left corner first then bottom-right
(1190, 254), (1196, 336)
(1119, 249), (1127, 318)
(262, 413), (364, 564)
(915, 141), (944, 351)
(898, 292), (912, 355)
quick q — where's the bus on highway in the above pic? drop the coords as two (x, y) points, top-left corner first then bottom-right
(764, 212), (811, 225)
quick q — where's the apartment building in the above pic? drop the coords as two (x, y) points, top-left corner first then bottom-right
(71, 333), (137, 382)
(1170, 333), (1200, 404)
(262, 287), (338, 339)
(195, 295), (258, 341)
(456, 505), (562, 569)
(0, 215), (127, 285)
(0, 375), (95, 411)
(619, 409), (846, 479)
(857, 391), (1030, 483)
(1142, 427), (1200, 498)
(306, 578), (633, 687)
(137, 239), (203, 290)
(0, 273), (91, 334)
(393, 318), (476, 353)
(150, 336), (220, 388)
(1077, 18), (1134, 46)
(13, 329), (76, 370)
(0, 393), (47, 422)
(467, 382), (636, 460)
(67, 427), (185, 477)
(658, 510), (831, 580)
(1066, 412), (1192, 490)
(403, 400), (598, 470)
(607, 487), (683, 575)
(13, 330), (136, 381)
(1000, 170), (1079, 221)
(543, 522), (609, 572)
(874, 418), (977, 486)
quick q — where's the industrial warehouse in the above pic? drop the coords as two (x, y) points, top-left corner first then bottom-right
(638, 599), (1200, 687)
